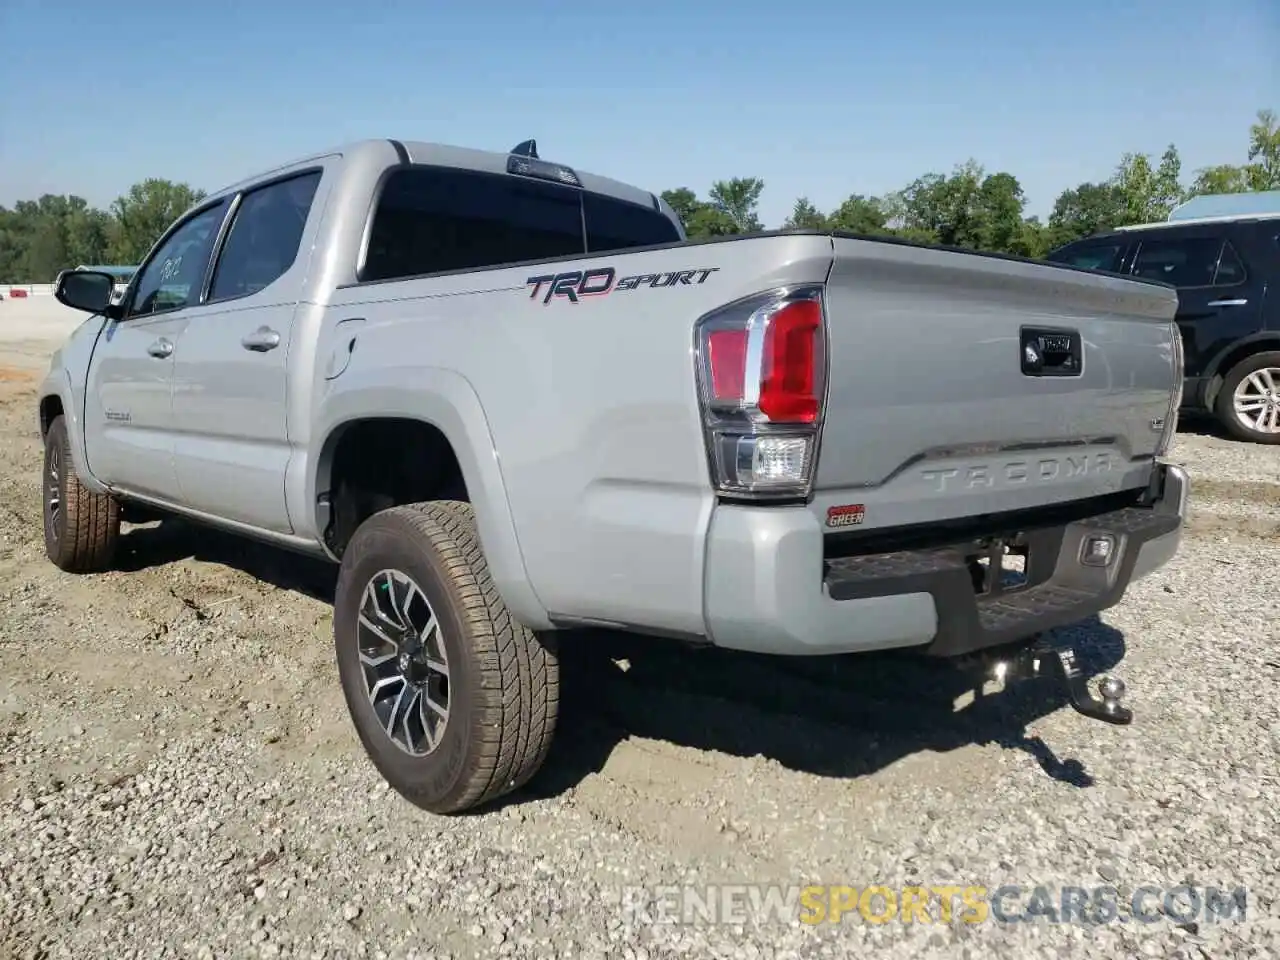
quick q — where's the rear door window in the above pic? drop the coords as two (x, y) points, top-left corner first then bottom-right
(1211, 241), (1248, 285)
(361, 166), (584, 281)
(1130, 235), (1227, 287)
(209, 171), (322, 300)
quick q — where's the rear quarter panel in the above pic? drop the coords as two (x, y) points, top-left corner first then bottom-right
(317, 233), (835, 634)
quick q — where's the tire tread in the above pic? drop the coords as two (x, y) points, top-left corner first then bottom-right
(347, 500), (558, 812)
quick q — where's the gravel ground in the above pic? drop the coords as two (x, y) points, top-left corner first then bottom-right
(0, 310), (1278, 959)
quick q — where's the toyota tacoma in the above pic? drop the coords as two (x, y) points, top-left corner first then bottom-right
(39, 137), (1188, 813)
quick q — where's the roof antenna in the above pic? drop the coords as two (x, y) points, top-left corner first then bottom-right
(510, 139), (538, 159)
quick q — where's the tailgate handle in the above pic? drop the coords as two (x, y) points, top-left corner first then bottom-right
(1020, 326), (1082, 378)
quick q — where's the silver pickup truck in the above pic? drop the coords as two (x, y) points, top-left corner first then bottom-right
(40, 138), (1188, 814)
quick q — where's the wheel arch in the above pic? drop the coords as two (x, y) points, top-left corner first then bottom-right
(309, 368), (551, 630)
(1202, 333), (1280, 411)
(37, 370), (110, 495)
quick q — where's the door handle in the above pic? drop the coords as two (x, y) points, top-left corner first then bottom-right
(147, 338), (173, 359)
(241, 326), (281, 352)
(1207, 298), (1248, 307)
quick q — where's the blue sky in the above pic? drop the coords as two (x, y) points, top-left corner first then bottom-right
(0, 0), (1276, 227)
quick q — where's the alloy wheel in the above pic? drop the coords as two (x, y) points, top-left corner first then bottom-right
(356, 569), (451, 756)
(1231, 366), (1280, 434)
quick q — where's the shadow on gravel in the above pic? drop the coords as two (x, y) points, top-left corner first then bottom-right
(113, 517), (1126, 804)
(114, 517), (338, 602)
(527, 616), (1126, 803)
(1173, 411), (1228, 439)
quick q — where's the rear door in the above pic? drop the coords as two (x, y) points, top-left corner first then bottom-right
(83, 198), (231, 500)
(169, 165), (328, 534)
(1126, 225), (1266, 379)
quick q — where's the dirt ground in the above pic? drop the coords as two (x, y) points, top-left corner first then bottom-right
(1, 299), (1277, 960)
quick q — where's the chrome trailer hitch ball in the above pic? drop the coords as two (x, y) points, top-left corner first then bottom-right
(986, 637), (1133, 725)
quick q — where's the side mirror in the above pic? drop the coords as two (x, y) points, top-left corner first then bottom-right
(54, 269), (116, 314)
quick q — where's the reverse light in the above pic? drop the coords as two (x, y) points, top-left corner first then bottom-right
(694, 286), (827, 498)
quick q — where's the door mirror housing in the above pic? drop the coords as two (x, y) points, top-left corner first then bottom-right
(54, 270), (119, 316)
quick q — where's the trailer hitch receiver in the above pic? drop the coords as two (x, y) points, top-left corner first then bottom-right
(985, 637), (1132, 725)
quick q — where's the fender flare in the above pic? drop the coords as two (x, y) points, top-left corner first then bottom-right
(309, 365), (552, 630)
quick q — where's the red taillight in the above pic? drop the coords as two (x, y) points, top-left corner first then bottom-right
(707, 329), (747, 402)
(759, 299), (821, 423)
(693, 286), (825, 499)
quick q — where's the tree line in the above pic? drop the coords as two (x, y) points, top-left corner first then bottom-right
(664, 107), (1278, 257)
(2, 108), (1276, 283)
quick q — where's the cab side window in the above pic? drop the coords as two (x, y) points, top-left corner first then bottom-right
(209, 171), (322, 300)
(127, 200), (230, 317)
(361, 166), (583, 281)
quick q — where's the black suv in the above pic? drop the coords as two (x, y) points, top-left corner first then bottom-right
(1047, 214), (1280, 443)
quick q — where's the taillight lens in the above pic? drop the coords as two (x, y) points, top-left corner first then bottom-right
(694, 286), (827, 498)
(759, 299), (821, 423)
(707, 329), (748, 402)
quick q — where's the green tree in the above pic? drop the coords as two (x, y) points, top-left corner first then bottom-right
(107, 178), (207, 263)
(1245, 108), (1280, 190)
(1186, 110), (1280, 196)
(659, 187), (739, 239)
(784, 197), (827, 230)
(708, 178), (764, 233)
(1046, 181), (1126, 249)
(828, 194), (890, 235)
(893, 161), (1035, 254)
(1187, 163), (1250, 196)
(976, 172), (1029, 253)
(659, 187), (702, 228)
(1113, 145), (1184, 224)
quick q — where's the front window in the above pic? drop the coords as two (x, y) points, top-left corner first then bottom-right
(1046, 240), (1124, 272)
(127, 201), (229, 317)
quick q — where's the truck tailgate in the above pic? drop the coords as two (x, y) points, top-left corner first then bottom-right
(814, 236), (1180, 527)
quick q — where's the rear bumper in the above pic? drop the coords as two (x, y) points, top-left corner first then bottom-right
(702, 462), (1188, 657)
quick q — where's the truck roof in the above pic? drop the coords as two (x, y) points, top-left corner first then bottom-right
(206, 137), (663, 213)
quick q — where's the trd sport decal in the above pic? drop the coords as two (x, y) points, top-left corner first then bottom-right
(525, 266), (719, 304)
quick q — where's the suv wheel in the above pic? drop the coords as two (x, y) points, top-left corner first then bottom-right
(1216, 351), (1280, 444)
(333, 500), (559, 814)
(42, 415), (121, 572)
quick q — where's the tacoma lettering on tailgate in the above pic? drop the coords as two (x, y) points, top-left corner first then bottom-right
(919, 452), (1116, 493)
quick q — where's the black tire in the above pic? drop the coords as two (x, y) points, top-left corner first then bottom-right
(42, 415), (120, 572)
(1215, 351), (1280, 444)
(333, 500), (559, 814)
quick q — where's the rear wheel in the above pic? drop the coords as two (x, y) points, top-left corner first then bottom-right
(333, 501), (559, 814)
(42, 415), (120, 572)
(1215, 351), (1280, 444)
